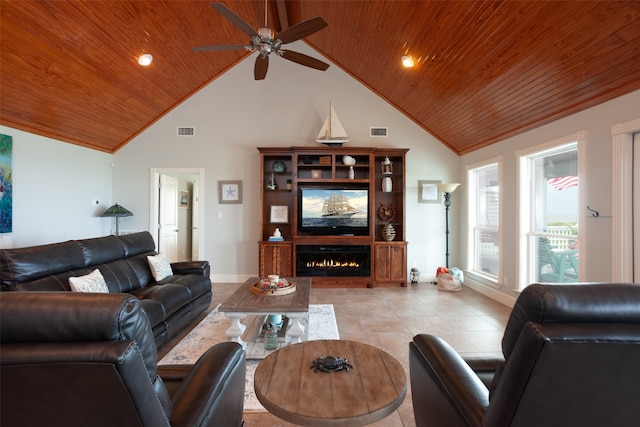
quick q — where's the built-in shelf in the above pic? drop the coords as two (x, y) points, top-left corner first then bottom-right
(258, 146), (408, 287)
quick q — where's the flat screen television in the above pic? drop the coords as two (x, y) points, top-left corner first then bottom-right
(298, 185), (369, 236)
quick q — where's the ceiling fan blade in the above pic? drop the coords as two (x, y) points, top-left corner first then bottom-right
(192, 44), (248, 52)
(276, 16), (328, 44)
(211, 3), (258, 37)
(281, 50), (330, 71)
(254, 55), (269, 80)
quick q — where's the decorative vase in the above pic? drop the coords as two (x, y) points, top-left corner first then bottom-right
(382, 224), (396, 241)
(348, 166), (355, 179)
(382, 176), (392, 192)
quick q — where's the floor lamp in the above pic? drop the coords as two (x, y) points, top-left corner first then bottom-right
(101, 203), (133, 236)
(437, 183), (460, 268)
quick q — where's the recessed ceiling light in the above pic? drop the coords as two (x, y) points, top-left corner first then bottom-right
(401, 55), (414, 68)
(138, 53), (153, 66)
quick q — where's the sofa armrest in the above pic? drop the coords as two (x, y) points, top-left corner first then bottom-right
(410, 334), (489, 427)
(159, 342), (245, 427)
(170, 260), (210, 277)
(464, 356), (504, 389)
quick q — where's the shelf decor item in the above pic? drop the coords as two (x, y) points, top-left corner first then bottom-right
(382, 223), (396, 241)
(272, 160), (286, 172)
(381, 156), (393, 175)
(382, 176), (392, 192)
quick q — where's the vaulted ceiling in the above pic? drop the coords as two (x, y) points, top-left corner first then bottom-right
(1, 1), (640, 154)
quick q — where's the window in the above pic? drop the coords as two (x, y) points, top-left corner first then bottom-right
(518, 133), (583, 289)
(467, 158), (501, 284)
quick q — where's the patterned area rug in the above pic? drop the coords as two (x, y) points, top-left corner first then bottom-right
(158, 304), (339, 411)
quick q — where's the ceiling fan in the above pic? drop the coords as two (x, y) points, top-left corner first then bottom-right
(193, 2), (330, 80)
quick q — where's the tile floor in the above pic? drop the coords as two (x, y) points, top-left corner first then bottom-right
(181, 282), (512, 427)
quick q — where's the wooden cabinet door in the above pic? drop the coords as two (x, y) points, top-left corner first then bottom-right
(374, 242), (407, 286)
(259, 243), (293, 277)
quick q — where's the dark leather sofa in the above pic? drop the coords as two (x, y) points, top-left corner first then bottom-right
(409, 283), (640, 426)
(0, 292), (246, 427)
(0, 232), (212, 349)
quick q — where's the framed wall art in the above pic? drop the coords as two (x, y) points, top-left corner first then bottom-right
(178, 191), (189, 208)
(270, 205), (288, 223)
(218, 180), (242, 204)
(418, 180), (441, 204)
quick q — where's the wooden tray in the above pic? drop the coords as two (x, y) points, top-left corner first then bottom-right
(250, 280), (297, 296)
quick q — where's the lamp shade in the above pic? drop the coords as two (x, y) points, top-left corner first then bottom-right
(101, 203), (133, 218)
(437, 183), (461, 193)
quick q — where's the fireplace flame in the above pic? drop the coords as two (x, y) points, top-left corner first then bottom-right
(305, 258), (361, 268)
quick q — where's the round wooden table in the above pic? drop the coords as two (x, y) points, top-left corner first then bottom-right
(254, 340), (406, 426)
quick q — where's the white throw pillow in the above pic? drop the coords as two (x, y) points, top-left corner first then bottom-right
(69, 269), (109, 293)
(147, 254), (173, 281)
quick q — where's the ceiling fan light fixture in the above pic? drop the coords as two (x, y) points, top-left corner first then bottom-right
(401, 55), (414, 68)
(138, 53), (153, 66)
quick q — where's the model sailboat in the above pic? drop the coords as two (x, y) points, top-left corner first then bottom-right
(316, 103), (350, 146)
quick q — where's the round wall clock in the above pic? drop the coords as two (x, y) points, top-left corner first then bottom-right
(272, 160), (286, 173)
(377, 203), (396, 222)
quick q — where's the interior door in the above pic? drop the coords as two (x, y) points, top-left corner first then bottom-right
(191, 179), (200, 260)
(159, 174), (179, 262)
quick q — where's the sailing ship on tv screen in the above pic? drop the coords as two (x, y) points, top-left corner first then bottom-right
(299, 187), (369, 235)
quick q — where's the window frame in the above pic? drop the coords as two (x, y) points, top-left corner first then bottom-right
(466, 156), (502, 288)
(517, 131), (585, 290)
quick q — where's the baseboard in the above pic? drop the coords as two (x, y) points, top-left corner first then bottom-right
(463, 280), (517, 308)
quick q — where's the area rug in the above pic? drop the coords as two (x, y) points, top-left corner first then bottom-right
(158, 304), (339, 411)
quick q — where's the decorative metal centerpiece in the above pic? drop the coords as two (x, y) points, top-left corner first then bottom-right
(250, 275), (296, 296)
(310, 356), (354, 373)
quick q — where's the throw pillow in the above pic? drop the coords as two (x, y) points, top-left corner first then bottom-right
(69, 269), (109, 293)
(147, 254), (173, 281)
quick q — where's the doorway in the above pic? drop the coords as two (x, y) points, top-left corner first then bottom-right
(150, 168), (205, 262)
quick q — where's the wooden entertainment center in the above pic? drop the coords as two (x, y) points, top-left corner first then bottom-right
(258, 146), (408, 288)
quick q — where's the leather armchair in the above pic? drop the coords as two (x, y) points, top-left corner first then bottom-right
(409, 283), (640, 427)
(0, 292), (246, 427)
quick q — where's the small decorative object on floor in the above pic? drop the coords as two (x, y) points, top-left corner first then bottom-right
(310, 356), (353, 373)
(382, 223), (396, 241)
(264, 323), (278, 350)
(410, 267), (420, 283)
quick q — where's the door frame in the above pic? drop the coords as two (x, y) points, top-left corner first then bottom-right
(612, 118), (640, 282)
(150, 168), (205, 260)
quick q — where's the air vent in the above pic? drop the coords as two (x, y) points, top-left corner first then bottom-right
(370, 127), (388, 137)
(177, 126), (195, 137)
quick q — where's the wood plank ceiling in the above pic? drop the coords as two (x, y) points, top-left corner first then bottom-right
(1, 0), (640, 154)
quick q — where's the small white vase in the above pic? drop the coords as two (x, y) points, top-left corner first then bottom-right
(382, 177), (392, 192)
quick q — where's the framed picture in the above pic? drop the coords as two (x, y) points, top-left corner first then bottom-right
(270, 205), (288, 223)
(418, 180), (441, 204)
(178, 191), (189, 208)
(218, 180), (242, 204)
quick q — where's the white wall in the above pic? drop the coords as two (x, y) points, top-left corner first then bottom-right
(459, 89), (640, 304)
(113, 41), (459, 282)
(0, 126), (113, 247)
(4, 42), (638, 292)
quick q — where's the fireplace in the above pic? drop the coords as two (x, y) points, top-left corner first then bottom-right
(296, 245), (371, 277)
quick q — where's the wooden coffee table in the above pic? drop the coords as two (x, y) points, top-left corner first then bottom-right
(254, 339), (407, 426)
(219, 277), (311, 348)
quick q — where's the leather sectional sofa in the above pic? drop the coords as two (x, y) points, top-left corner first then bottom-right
(0, 231), (212, 349)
